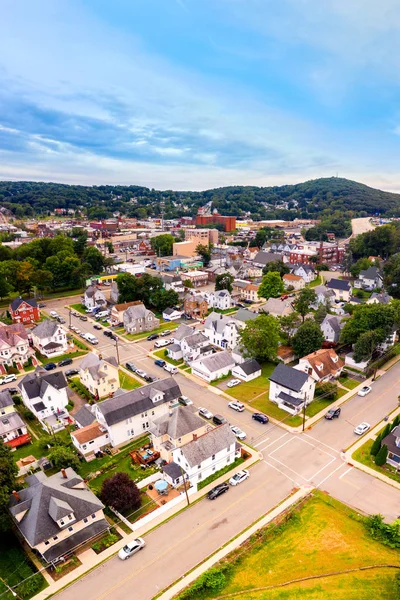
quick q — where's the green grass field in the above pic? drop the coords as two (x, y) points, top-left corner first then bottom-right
(352, 439), (400, 485)
(0, 531), (48, 600)
(339, 375), (361, 390)
(224, 363), (275, 402)
(177, 492), (400, 600)
(119, 369), (142, 390)
(121, 321), (178, 341)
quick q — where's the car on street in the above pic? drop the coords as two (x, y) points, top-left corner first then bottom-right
(74, 328), (81, 335)
(125, 362), (137, 373)
(154, 359), (166, 367)
(50, 311), (58, 318)
(57, 316), (66, 324)
(38, 302), (46, 308)
(178, 395), (193, 406)
(198, 407), (213, 419)
(118, 537), (146, 560)
(154, 339), (170, 348)
(229, 470), (249, 486)
(135, 369), (147, 379)
(103, 330), (113, 338)
(227, 379), (241, 388)
(65, 368), (79, 378)
(7, 387), (19, 395)
(79, 315), (88, 321)
(147, 333), (159, 341)
(228, 401), (245, 412)
(58, 358), (73, 367)
(43, 363), (57, 371)
(213, 414), (227, 426)
(354, 422), (371, 435)
(160, 330), (172, 337)
(230, 425), (247, 440)
(207, 483), (229, 500)
(358, 386), (372, 397)
(144, 374), (154, 382)
(325, 407), (341, 420)
(252, 413), (269, 424)
(0, 374), (17, 384)
(93, 324), (102, 330)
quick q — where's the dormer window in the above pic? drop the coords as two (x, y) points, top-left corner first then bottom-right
(317, 363), (323, 371)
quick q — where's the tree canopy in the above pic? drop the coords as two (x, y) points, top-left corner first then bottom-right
(0, 441), (18, 531)
(215, 272), (234, 293)
(150, 234), (176, 257)
(293, 288), (317, 322)
(258, 272), (284, 300)
(100, 472), (141, 512)
(239, 314), (280, 362)
(292, 320), (324, 358)
(340, 304), (394, 346)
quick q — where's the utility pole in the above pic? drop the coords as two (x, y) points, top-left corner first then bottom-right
(179, 464), (190, 506)
(302, 396), (307, 432)
(69, 307), (72, 329)
(0, 577), (18, 598)
(160, 200), (165, 232)
(115, 336), (120, 364)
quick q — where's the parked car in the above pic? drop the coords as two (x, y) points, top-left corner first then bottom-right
(43, 363), (57, 371)
(178, 395), (193, 406)
(103, 330), (113, 338)
(0, 374), (17, 384)
(50, 311), (58, 318)
(38, 302), (46, 308)
(154, 359), (166, 367)
(147, 333), (159, 341)
(135, 369), (147, 379)
(212, 414), (227, 426)
(160, 329), (172, 337)
(58, 358), (73, 367)
(358, 386), (372, 397)
(207, 483), (229, 500)
(125, 362), (137, 373)
(57, 316), (66, 324)
(230, 425), (246, 440)
(118, 537), (146, 560)
(154, 339), (170, 348)
(325, 407), (341, 420)
(65, 368), (79, 378)
(198, 407), (213, 419)
(79, 315), (88, 321)
(228, 401), (245, 412)
(227, 379), (241, 388)
(93, 324), (102, 330)
(229, 470), (249, 486)
(7, 387), (19, 395)
(252, 413), (269, 424)
(354, 422), (371, 435)
(144, 375), (153, 382)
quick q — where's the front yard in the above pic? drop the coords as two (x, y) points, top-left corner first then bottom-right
(352, 438), (400, 485)
(119, 369), (142, 390)
(121, 321), (178, 342)
(339, 373), (362, 390)
(223, 363), (276, 402)
(153, 348), (184, 366)
(0, 531), (48, 600)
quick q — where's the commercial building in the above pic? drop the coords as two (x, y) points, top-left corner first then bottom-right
(195, 212), (236, 232)
(184, 228), (219, 245)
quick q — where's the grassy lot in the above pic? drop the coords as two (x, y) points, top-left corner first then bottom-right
(35, 346), (87, 365)
(119, 369), (142, 390)
(12, 424), (73, 463)
(250, 398), (303, 427)
(224, 363), (276, 402)
(352, 288), (373, 299)
(120, 321), (178, 342)
(339, 374), (361, 390)
(153, 348), (184, 366)
(352, 439), (400, 485)
(177, 492), (400, 600)
(198, 457), (245, 490)
(121, 490), (158, 523)
(0, 531), (48, 600)
(307, 274), (322, 288)
(70, 302), (86, 315)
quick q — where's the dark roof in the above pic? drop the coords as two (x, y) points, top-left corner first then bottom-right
(234, 308), (258, 323)
(19, 370), (68, 399)
(150, 406), (204, 439)
(31, 319), (59, 339)
(162, 462), (182, 480)
(43, 342), (63, 351)
(10, 297), (38, 311)
(360, 266), (381, 279)
(0, 389), (14, 409)
(253, 251), (281, 265)
(237, 358), (261, 376)
(278, 391), (303, 407)
(97, 378), (181, 426)
(74, 406), (96, 428)
(33, 401), (46, 412)
(269, 363), (309, 393)
(382, 429), (400, 458)
(326, 279), (351, 291)
(43, 519), (109, 563)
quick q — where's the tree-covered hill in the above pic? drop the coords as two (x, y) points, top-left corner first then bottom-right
(0, 177), (399, 220)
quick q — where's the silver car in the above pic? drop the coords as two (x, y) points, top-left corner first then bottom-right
(118, 537), (145, 560)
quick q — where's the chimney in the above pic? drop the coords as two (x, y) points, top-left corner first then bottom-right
(12, 490), (21, 502)
(61, 468), (67, 479)
(193, 433), (198, 441)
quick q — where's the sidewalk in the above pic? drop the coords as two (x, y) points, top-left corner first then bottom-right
(34, 445), (260, 600)
(157, 486), (312, 600)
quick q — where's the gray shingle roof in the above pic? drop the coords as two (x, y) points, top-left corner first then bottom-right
(326, 279), (351, 292)
(43, 519), (109, 563)
(360, 266), (380, 279)
(19, 369), (68, 400)
(278, 391), (303, 407)
(269, 363), (309, 393)
(183, 332), (208, 348)
(162, 462), (182, 480)
(10, 297), (37, 311)
(79, 353), (118, 381)
(323, 315), (344, 334)
(204, 312), (237, 334)
(150, 406), (204, 439)
(0, 411), (25, 435)
(124, 303), (154, 322)
(234, 308), (258, 323)
(180, 423), (236, 468)
(174, 324), (195, 341)
(74, 406), (96, 428)
(31, 319), (59, 339)
(236, 358), (261, 376)
(253, 251), (282, 265)
(192, 351), (235, 373)
(0, 389), (14, 409)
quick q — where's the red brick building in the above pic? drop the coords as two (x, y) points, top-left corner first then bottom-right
(289, 244), (344, 266)
(195, 213), (236, 232)
(9, 297), (40, 324)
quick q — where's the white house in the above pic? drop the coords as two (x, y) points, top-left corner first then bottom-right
(355, 266), (383, 291)
(367, 292), (392, 305)
(191, 351), (235, 382)
(313, 285), (336, 307)
(291, 264), (316, 284)
(0, 323), (34, 371)
(83, 286), (107, 311)
(18, 368), (70, 432)
(203, 312), (239, 350)
(71, 422), (110, 461)
(320, 314), (346, 344)
(162, 307), (183, 321)
(180, 332), (213, 363)
(204, 290), (234, 310)
(282, 274), (305, 291)
(298, 348), (344, 382)
(162, 274), (185, 294)
(30, 320), (68, 358)
(0, 390), (30, 448)
(167, 324), (197, 361)
(231, 358), (261, 382)
(269, 363), (315, 415)
(326, 279), (351, 302)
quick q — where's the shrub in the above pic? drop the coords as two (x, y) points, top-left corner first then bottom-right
(374, 444), (388, 467)
(370, 434), (382, 456)
(15, 573), (43, 599)
(366, 514), (400, 548)
(178, 568), (227, 599)
(315, 382), (337, 400)
(100, 472), (141, 512)
(92, 533), (119, 553)
(19, 406), (35, 421)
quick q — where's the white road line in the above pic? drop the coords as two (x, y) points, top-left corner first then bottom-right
(292, 435), (337, 459)
(266, 454), (309, 482)
(306, 455), (337, 482)
(255, 438), (270, 450)
(263, 459), (299, 485)
(256, 432), (290, 449)
(302, 433), (341, 455)
(316, 462), (347, 488)
(339, 466), (354, 480)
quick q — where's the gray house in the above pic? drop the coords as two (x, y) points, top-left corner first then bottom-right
(321, 314), (346, 343)
(123, 302), (160, 334)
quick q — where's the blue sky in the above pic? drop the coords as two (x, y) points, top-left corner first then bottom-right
(1, 0), (400, 190)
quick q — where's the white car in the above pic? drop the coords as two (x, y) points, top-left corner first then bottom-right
(358, 386), (372, 397)
(154, 339), (170, 348)
(1, 374), (17, 384)
(135, 369), (147, 378)
(229, 470), (249, 486)
(354, 422), (371, 435)
(227, 379), (241, 388)
(198, 407), (213, 419)
(228, 401), (245, 412)
(230, 425), (246, 440)
(118, 537), (145, 560)
(50, 311), (58, 318)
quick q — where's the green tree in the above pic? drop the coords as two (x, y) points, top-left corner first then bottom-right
(293, 288), (317, 322)
(370, 433), (383, 456)
(292, 320), (324, 358)
(106, 242), (114, 254)
(71, 228), (88, 257)
(48, 446), (80, 470)
(314, 303), (328, 324)
(215, 272), (234, 293)
(196, 243), (213, 267)
(0, 275), (12, 299)
(152, 289), (179, 312)
(0, 441), (18, 531)
(262, 261), (290, 277)
(258, 272), (284, 300)
(340, 304), (394, 345)
(350, 257), (373, 278)
(150, 234), (175, 257)
(353, 330), (379, 363)
(279, 312), (301, 344)
(83, 246), (105, 274)
(183, 279), (193, 289)
(239, 314), (280, 362)
(374, 444), (388, 467)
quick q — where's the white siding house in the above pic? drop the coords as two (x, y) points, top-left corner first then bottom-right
(191, 351), (235, 382)
(203, 312), (239, 350)
(31, 320), (68, 358)
(19, 369), (70, 432)
(269, 363), (315, 415)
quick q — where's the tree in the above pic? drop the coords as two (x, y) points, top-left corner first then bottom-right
(258, 272), (284, 300)
(315, 381), (337, 400)
(83, 246), (105, 274)
(239, 314), (280, 362)
(106, 242), (114, 255)
(293, 288), (317, 322)
(47, 446), (80, 471)
(350, 257), (373, 278)
(262, 261), (290, 277)
(100, 472), (141, 512)
(314, 263), (329, 272)
(116, 272), (139, 303)
(370, 433), (383, 456)
(215, 272), (234, 293)
(353, 331), (379, 363)
(384, 253), (400, 298)
(183, 279), (193, 288)
(150, 234), (175, 257)
(292, 320), (324, 358)
(374, 444), (388, 467)
(340, 304), (394, 345)
(0, 441), (18, 531)
(314, 303), (328, 324)
(152, 289), (179, 312)
(279, 312), (301, 344)
(0, 275), (12, 299)
(196, 243), (213, 267)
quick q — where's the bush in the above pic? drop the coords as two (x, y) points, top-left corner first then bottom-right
(366, 514), (400, 548)
(19, 406), (35, 421)
(370, 434), (382, 456)
(315, 382), (337, 400)
(374, 444), (388, 466)
(178, 567), (228, 599)
(15, 573), (43, 599)
(100, 472), (141, 512)
(92, 533), (119, 553)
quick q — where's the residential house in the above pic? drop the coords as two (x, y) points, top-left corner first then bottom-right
(313, 285), (336, 307)
(252, 251), (283, 268)
(180, 332), (213, 363)
(378, 326), (397, 352)
(111, 301), (148, 327)
(0, 323), (34, 371)
(282, 274), (305, 291)
(204, 290), (234, 310)
(162, 307), (183, 321)
(169, 423), (237, 487)
(243, 247), (260, 260)
(93, 378), (182, 447)
(367, 292), (392, 305)
(167, 324), (196, 361)
(231, 279), (251, 299)
(320, 314), (346, 344)
(241, 283), (261, 303)
(183, 292), (208, 319)
(231, 345), (247, 364)
(191, 351), (235, 382)
(231, 358), (261, 382)
(31, 320), (68, 358)
(326, 279), (351, 302)
(110, 281), (119, 304)
(381, 425), (400, 468)
(150, 406), (208, 462)
(269, 363), (315, 415)
(0, 390), (30, 448)
(162, 274), (185, 294)
(10, 297), (40, 324)
(298, 348), (344, 383)
(73, 405), (96, 429)
(71, 422), (110, 461)
(260, 297), (293, 318)
(79, 353), (120, 399)
(355, 266), (383, 291)
(203, 312), (239, 350)
(291, 264), (316, 284)
(8, 468), (109, 565)
(233, 308), (258, 330)
(277, 345), (297, 364)
(19, 368), (70, 432)
(123, 303), (160, 334)
(83, 286), (107, 311)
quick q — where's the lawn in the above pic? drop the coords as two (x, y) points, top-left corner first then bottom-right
(153, 348), (184, 366)
(339, 375), (361, 390)
(121, 321), (178, 342)
(307, 274), (322, 288)
(121, 490), (158, 523)
(250, 398), (303, 427)
(12, 423), (73, 463)
(119, 369), (142, 390)
(224, 363), (276, 403)
(0, 531), (48, 600)
(352, 439), (400, 485)
(36, 346), (87, 366)
(70, 302), (86, 315)
(177, 492), (400, 600)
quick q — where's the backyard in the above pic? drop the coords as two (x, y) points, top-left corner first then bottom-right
(177, 492), (400, 600)
(0, 531), (48, 600)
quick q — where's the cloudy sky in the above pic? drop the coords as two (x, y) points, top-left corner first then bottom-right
(1, 0), (400, 191)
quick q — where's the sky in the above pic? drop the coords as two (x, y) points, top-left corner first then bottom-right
(1, 0), (400, 191)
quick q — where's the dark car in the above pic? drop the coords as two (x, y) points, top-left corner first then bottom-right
(38, 302), (46, 308)
(65, 368), (79, 378)
(144, 375), (153, 382)
(154, 359), (166, 367)
(79, 315), (88, 321)
(252, 413), (269, 424)
(43, 362), (57, 371)
(110, 333), (118, 341)
(147, 333), (159, 341)
(212, 414), (227, 426)
(93, 324), (102, 330)
(125, 362), (137, 373)
(58, 358), (73, 367)
(207, 483), (229, 500)
(7, 387), (19, 395)
(325, 407), (341, 420)
(103, 330), (113, 338)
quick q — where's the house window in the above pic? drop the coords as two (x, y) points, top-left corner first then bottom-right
(226, 458), (230, 464)
(60, 520), (65, 526)
(68, 514), (73, 520)
(83, 444), (87, 450)
(68, 526), (73, 532)
(53, 536), (58, 541)
(45, 541), (50, 546)
(198, 473), (202, 480)
(84, 518), (88, 523)
(92, 514), (96, 519)
(89, 440), (94, 445)
(197, 465), (201, 470)
(212, 454), (216, 461)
